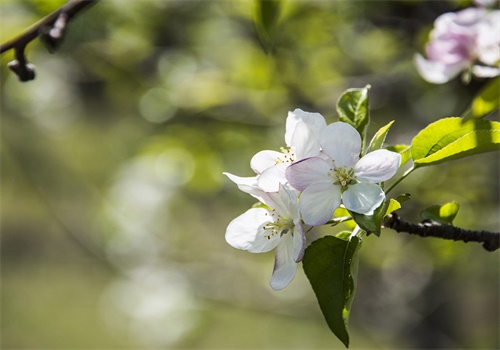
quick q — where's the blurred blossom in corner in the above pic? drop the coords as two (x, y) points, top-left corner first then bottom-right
(414, 6), (500, 84)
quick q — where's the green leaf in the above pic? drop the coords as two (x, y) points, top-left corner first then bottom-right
(395, 193), (411, 203)
(337, 85), (371, 148)
(254, 0), (280, 50)
(366, 120), (394, 154)
(463, 78), (500, 119)
(386, 144), (411, 167)
(303, 235), (361, 348)
(411, 117), (500, 167)
(349, 200), (386, 237)
(421, 202), (460, 224)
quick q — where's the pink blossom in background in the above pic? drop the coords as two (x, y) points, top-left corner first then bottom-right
(415, 7), (500, 83)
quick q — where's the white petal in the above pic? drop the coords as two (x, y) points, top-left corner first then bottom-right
(472, 65), (500, 78)
(414, 54), (466, 84)
(223, 172), (268, 203)
(342, 183), (385, 215)
(250, 150), (282, 174)
(285, 108), (326, 146)
(320, 122), (361, 168)
(355, 150), (401, 183)
(265, 185), (295, 218)
(290, 121), (321, 160)
(292, 224), (305, 263)
(285, 157), (332, 192)
(299, 182), (341, 226)
(225, 208), (280, 253)
(258, 163), (288, 192)
(270, 235), (297, 290)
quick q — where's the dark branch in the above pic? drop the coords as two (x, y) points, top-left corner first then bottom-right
(384, 213), (499, 252)
(0, 0), (98, 81)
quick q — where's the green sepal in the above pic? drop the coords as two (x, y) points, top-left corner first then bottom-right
(421, 202), (460, 225)
(303, 235), (361, 348)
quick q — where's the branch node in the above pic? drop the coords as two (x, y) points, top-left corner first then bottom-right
(8, 47), (36, 82)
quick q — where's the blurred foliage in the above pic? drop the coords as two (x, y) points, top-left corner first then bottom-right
(1, 0), (498, 348)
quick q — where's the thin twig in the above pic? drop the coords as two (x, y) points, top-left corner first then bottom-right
(0, 0), (97, 53)
(384, 213), (499, 252)
(0, 0), (98, 81)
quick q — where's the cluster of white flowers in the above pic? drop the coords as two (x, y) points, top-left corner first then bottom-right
(415, 5), (500, 84)
(224, 109), (401, 290)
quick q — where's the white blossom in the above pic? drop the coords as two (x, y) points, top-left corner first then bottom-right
(285, 122), (401, 226)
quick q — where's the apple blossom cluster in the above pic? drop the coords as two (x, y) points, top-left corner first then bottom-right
(224, 109), (401, 290)
(414, 5), (500, 84)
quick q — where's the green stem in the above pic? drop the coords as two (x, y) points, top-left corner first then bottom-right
(385, 165), (415, 195)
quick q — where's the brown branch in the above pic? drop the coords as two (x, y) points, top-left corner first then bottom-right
(0, 0), (98, 81)
(384, 213), (499, 252)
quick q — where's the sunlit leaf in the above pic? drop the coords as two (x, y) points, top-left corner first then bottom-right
(411, 117), (500, 167)
(386, 144), (411, 167)
(336, 85), (371, 149)
(334, 207), (356, 230)
(463, 78), (499, 119)
(421, 202), (460, 224)
(384, 198), (401, 216)
(303, 235), (361, 348)
(366, 120), (394, 154)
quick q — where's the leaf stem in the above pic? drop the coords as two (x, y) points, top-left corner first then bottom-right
(385, 165), (415, 195)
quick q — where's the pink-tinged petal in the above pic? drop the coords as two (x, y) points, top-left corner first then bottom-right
(285, 157), (332, 192)
(270, 235), (297, 290)
(342, 183), (385, 215)
(292, 224), (305, 263)
(414, 54), (466, 84)
(250, 150), (282, 174)
(285, 108), (326, 146)
(225, 208), (280, 253)
(258, 163), (288, 192)
(320, 122), (361, 168)
(290, 121), (321, 159)
(355, 150), (401, 183)
(299, 183), (341, 226)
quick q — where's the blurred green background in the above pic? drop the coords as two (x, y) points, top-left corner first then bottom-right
(1, 0), (499, 348)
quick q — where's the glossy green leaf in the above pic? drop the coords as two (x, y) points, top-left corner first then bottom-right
(463, 78), (500, 119)
(349, 200), (386, 237)
(337, 85), (371, 147)
(303, 235), (361, 348)
(411, 117), (500, 167)
(421, 201), (460, 224)
(366, 120), (394, 154)
(386, 144), (411, 167)
(395, 193), (411, 203)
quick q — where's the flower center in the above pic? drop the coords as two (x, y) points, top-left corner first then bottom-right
(275, 147), (296, 165)
(332, 166), (355, 188)
(263, 209), (294, 240)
